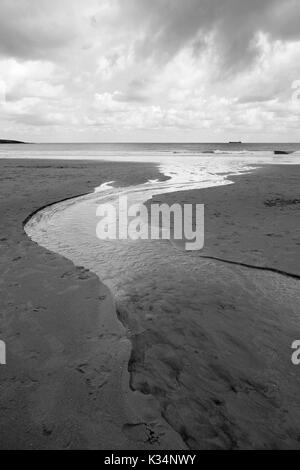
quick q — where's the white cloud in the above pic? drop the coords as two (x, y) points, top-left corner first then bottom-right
(0, 0), (300, 141)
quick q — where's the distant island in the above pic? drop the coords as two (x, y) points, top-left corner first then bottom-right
(0, 139), (27, 144)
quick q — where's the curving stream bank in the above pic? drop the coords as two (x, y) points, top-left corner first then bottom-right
(24, 154), (300, 449)
(0, 158), (184, 450)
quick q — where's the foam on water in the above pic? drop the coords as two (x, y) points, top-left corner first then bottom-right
(23, 149), (300, 447)
(25, 151), (300, 301)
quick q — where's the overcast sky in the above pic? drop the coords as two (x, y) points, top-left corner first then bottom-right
(0, 0), (300, 142)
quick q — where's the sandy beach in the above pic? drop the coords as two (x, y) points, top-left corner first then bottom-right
(0, 159), (300, 450)
(123, 164), (300, 449)
(1, 0), (300, 455)
(155, 165), (300, 276)
(0, 158), (182, 450)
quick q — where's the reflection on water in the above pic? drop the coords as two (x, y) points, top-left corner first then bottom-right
(25, 153), (300, 309)
(25, 152), (300, 449)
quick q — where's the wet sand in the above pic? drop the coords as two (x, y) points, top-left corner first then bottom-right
(125, 165), (300, 449)
(0, 158), (182, 450)
(1, 159), (300, 450)
(156, 165), (300, 276)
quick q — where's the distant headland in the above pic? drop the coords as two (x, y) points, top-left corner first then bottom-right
(0, 139), (27, 144)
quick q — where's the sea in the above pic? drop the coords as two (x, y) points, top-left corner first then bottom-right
(17, 141), (299, 328)
(3, 141), (298, 445)
(1, 142), (300, 161)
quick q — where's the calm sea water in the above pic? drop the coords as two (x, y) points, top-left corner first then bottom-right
(21, 143), (300, 445)
(1, 142), (300, 161)
(24, 142), (300, 321)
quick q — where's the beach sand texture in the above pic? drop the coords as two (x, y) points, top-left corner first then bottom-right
(0, 159), (300, 449)
(0, 158), (181, 450)
(127, 165), (300, 449)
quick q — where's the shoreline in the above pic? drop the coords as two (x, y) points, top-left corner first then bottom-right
(128, 164), (300, 449)
(155, 165), (300, 277)
(1, 159), (300, 449)
(0, 158), (181, 450)
(198, 255), (300, 280)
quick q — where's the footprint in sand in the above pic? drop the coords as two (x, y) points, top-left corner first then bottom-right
(122, 423), (163, 445)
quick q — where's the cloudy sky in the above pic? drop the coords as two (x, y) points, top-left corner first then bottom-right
(0, 0), (300, 142)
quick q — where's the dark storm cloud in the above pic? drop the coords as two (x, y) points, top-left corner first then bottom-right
(114, 92), (148, 103)
(1, 0), (299, 69)
(238, 93), (277, 104)
(114, 79), (150, 103)
(119, 0), (300, 69)
(0, 0), (76, 59)
(9, 112), (62, 126)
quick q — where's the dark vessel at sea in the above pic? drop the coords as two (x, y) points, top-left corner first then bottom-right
(274, 150), (294, 155)
(0, 139), (26, 144)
